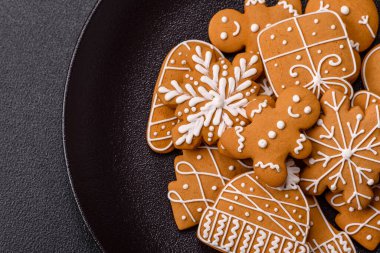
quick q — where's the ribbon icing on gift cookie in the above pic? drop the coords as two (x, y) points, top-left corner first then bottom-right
(167, 146), (251, 230)
(326, 186), (380, 251)
(158, 47), (263, 150)
(258, 10), (357, 99)
(362, 45), (380, 95)
(197, 171), (310, 253)
(306, 196), (356, 253)
(306, 0), (379, 52)
(218, 86), (320, 188)
(208, 0), (302, 54)
(301, 89), (380, 211)
(147, 40), (225, 153)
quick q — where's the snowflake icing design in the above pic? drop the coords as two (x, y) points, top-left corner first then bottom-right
(158, 45), (261, 148)
(301, 90), (380, 210)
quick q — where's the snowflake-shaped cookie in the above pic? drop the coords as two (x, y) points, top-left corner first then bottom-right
(158, 45), (263, 150)
(301, 89), (380, 210)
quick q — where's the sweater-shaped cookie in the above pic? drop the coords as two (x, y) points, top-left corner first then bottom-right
(301, 89), (380, 210)
(219, 86), (321, 188)
(306, 0), (379, 52)
(306, 196), (356, 253)
(147, 40), (224, 153)
(197, 171), (310, 253)
(208, 0), (302, 54)
(258, 10), (357, 99)
(327, 186), (380, 251)
(158, 45), (263, 150)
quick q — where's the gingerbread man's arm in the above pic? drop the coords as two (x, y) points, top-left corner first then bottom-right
(289, 133), (313, 159)
(245, 96), (275, 121)
(218, 126), (251, 160)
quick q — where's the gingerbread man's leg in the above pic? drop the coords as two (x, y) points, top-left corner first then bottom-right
(253, 154), (288, 188)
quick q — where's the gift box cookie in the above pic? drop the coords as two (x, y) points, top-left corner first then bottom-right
(258, 10), (356, 99)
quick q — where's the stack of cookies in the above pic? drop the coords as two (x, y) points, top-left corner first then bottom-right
(146, 0), (380, 252)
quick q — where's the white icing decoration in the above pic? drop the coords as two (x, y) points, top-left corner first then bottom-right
(293, 95), (300, 103)
(239, 225), (254, 253)
(277, 159), (300, 191)
(340, 6), (350, 16)
(224, 219), (240, 251)
(304, 106), (312, 114)
(277, 121), (286, 130)
(220, 32), (228, 40)
(359, 15), (376, 39)
(268, 131), (277, 139)
(294, 134), (307, 155)
(278, 1), (299, 16)
(221, 16), (228, 23)
(253, 230), (267, 252)
(258, 139), (268, 149)
(233, 21), (241, 37)
(250, 99), (268, 118)
(251, 23), (260, 33)
(255, 161), (280, 172)
(288, 106), (300, 118)
(245, 0), (265, 6)
(202, 210), (214, 239)
(236, 126), (245, 153)
(212, 214), (228, 245)
(350, 39), (360, 51)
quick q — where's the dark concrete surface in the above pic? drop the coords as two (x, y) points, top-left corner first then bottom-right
(0, 1), (100, 252)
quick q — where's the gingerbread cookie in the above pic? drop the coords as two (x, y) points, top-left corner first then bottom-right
(352, 90), (380, 111)
(306, 196), (356, 253)
(306, 0), (379, 52)
(362, 44), (380, 95)
(158, 46), (263, 150)
(327, 186), (380, 251)
(147, 40), (224, 153)
(197, 171), (310, 253)
(168, 146), (251, 230)
(258, 10), (357, 99)
(218, 86), (321, 188)
(301, 89), (380, 210)
(208, 0), (302, 54)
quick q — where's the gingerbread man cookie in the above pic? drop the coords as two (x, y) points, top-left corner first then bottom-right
(218, 86), (321, 188)
(327, 186), (380, 251)
(208, 0), (302, 54)
(306, 196), (356, 253)
(197, 171), (310, 253)
(158, 45), (263, 150)
(306, 0), (379, 52)
(258, 10), (357, 99)
(301, 89), (380, 211)
(168, 146), (251, 230)
(362, 45), (380, 95)
(147, 40), (224, 153)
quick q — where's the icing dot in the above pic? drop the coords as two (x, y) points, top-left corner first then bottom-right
(220, 32), (228, 40)
(342, 68), (347, 72)
(228, 165), (235, 171)
(312, 32), (317, 36)
(270, 34), (275, 40)
(229, 205), (234, 211)
(178, 52), (182, 56)
(191, 107), (197, 112)
(373, 99), (377, 103)
(304, 106), (312, 114)
(298, 215), (303, 219)
(274, 208), (279, 212)
(223, 65), (228, 70)
(349, 207), (355, 212)
(314, 19), (319, 24)
(287, 27), (293, 32)
(221, 16), (228, 23)
(258, 139), (268, 149)
(293, 95), (301, 103)
(257, 216), (263, 221)
(310, 221), (314, 227)
(289, 225), (293, 230)
(181, 215), (186, 220)
(295, 81), (300, 85)
(285, 194), (289, 199)
(251, 23), (260, 33)
(340, 44), (345, 49)
(185, 74), (190, 78)
(197, 208), (203, 213)
(375, 196), (380, 201)
(250, 89), (255, 93)
(221, 60), (226, 64)
(181, 60), (186, 65)
(184, 108), (190, 114)
(340, 6), (350, 15)
(249, 187), (254, 192)
(207, 138), (212, 142)
(245, 212), (250, 217)
(183, 184), (189, 190)
(331, 25), (336, 30)
(211, 186), (217, 191)
(325, 70), (329, 74)
(240, 121), (246, 126)
(170, 59), (175, 64)
(222, 71), (228, 76)
(281, 85), (285, 89)
(295, 196), (300, 201)
(292, 209), (297, 214)
(246, 92), (251, 97)
(208, 132), (213, 138)
(367, 235), (372, 241)
(209, 126), (215, 131)
(277, 121), (286, 130)
(296, 231), (300, 236)
(377, 220), (380, 225)
(296, 55), (302, 61)
(161, 125), (166, 130)
(153, 132), (158, 136)
(194, 81), (199, 85)
(197, 155), (202, 160)
(177, 112), (183, 117)
(241, 183), (246, 188)
(234, 196), (239, 200)
(282, 40), (288, 45)
(317, 49), (322, 54)
(166, 131), (171, 136)
(265, 204), (269, 208)
(189, 77), (194, 81)
(274, 63), (279, 67)
(268, 131), (277, 139)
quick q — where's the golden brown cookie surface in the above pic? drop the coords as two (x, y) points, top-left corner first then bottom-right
(218, 86), (320, 187)
(306, 0), (379, 52)
(301, 89), (380, 210)
(197, 171), (310, 253)
(208, 0), (302, 54)
(326, 186), (380, 251)
(147, 40), (224, 153)
(258, 10), (356, 99)
(352, 90), (380, 110)
(362, 44), (380, 95)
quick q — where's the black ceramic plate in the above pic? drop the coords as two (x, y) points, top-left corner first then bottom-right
(64, 0), (380, 252)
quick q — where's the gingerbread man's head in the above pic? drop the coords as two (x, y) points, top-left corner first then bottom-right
(209, 9), (248, 53)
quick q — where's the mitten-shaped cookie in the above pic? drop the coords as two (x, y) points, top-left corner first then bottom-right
(301, 89), (380, 210)
(327, 186), (380, 251)
(258, 10), (357, 99)
(306, 0), (379, 52)
(197, 171), (310, 253)
(158, 45), (263, 150)
(219, 86), (321, 187)
(168, 146), (251, 230)
(209, 0), (301, 54)
(147, 40), (224, 153)
(306, 196), (356, 253)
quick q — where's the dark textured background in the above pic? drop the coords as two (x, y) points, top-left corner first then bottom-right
(0, 1), (99, 252)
